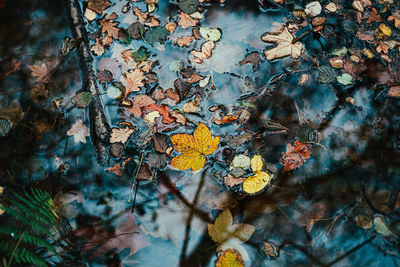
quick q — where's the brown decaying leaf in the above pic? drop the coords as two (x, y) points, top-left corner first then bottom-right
(87, 0), (111, 14)
(67, 119), (90, 144)
(388, 10), (400, 28)
(174, 36), (195, 47)
(91, 38), (105, 56)
(110, 126), (135, 143)
(365, 8), (382, 24)
(178, 12), (198, 29)
(133, 7), (159, 27)
(153, 133), (168, 153)
(29, 63), (50, 83)
(125, 94), (156, 117)
(100, 13), (119, 39)
(224, 174), (246, 187)
(261, 27), (303, 60)
(280, 140), (311, 172)
(138, 60), (153, 73)
(122, 68), (145, 96)
(144, 104), (175, 124)
(239, 51), (261, 65)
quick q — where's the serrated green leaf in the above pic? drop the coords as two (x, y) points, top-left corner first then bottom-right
(73, 92), (93, 108)
(144, 26), (169, 46)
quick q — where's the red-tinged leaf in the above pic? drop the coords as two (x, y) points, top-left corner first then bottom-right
(125, 94), (156, 117)
(145, 103), (175, 124)
(280, 141), (311, 172)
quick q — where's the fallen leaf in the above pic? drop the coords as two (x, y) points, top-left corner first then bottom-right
(183, 100), (199, 113)
(216, 249), (244, 267)
(170, 123), (219, 171)
(239, 51), (261, 65)
(122, 68), (145, 96)
(174, 36), (195, 47)
(366, 8), (382, 24)
(224, 174), (246, 187)
(261, 27), (303, 60)
(91, 38), (105, 56)
(100, 13), (119, 39)
(87, 0), (111, 14)
(388, 10), (400, 28)
(145, 104), (175, 124)
(199, 27), (222, 41)
(29, 63), (50, 83)
(388, 86), (400, 97)
(178, 12), (198, 29)
(191, 41), (215, 64)
(110, 126), (134, 143)
(125, 94), (156, 117)
(67, 119), (90, 144)
(242, 155), (271, 194)
(281, 140), (311, 171)
(208, 209), (255, 261)
(106, 158), (131, 176)
(165, 22), (177, 33)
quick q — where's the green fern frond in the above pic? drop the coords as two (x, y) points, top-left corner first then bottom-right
(0, 227), (57, 254)
(1, 187), (60, 267)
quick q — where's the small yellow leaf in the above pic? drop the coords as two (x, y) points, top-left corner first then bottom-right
(379, 24), (392, 36)
(216, 249), (244, 267)
(242, 171), (270, 194)
(250, 154), (263, 172)
(170, 123), (219, 171)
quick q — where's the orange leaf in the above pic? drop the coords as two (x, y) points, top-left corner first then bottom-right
(174, 36), (195, 47)
(178, 12), (198, 29)
(170, 123), (219, 171)
(144, 103), (175, 124)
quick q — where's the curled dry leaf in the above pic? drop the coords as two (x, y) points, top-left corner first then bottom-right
(67, 119), (90, 144)
(183, 100), (199, 113)
(165, 22), (177, 33)
(170, 123), (219, 171)
(191, 41), (215, 64)
(261, 27), (303, 60)
(110, 126), (134, 143)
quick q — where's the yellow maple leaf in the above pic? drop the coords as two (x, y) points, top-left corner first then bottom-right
(170, 123), (219, 171)
(242, 155), (271, 194)
(216, 249), (244, 267)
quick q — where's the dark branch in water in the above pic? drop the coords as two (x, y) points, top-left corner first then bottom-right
(65, 0), (111, 165)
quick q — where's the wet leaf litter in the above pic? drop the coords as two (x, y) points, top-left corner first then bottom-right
(0, 0), (399, 266)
